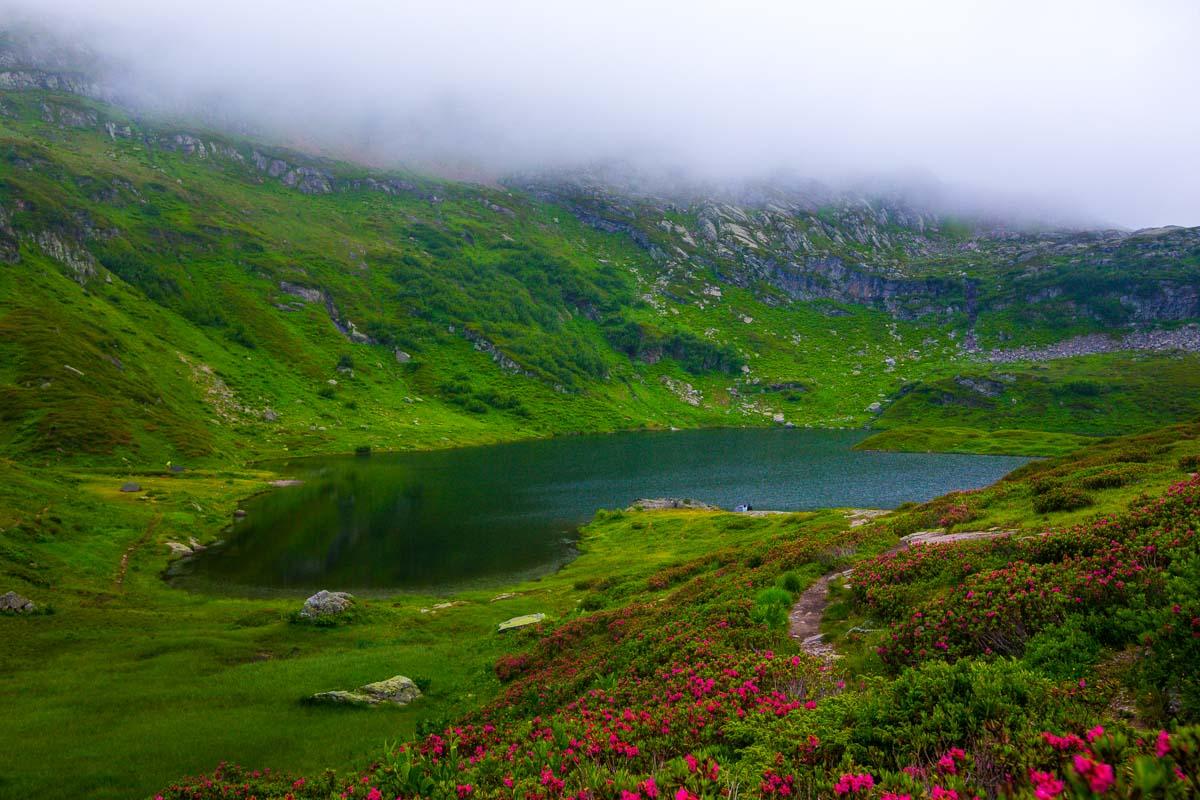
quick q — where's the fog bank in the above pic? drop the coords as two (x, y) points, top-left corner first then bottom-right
(4, 0), (1199, 228)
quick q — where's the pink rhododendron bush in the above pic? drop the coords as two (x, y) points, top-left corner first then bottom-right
(158, 473), (1200, 799)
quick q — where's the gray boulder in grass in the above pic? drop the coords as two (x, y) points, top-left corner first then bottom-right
(299, 589), (355, 619)
(0, 591), (36, 613)
(309, 675), (421, 707)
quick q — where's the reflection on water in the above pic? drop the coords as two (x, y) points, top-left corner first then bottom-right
(171, 428), (1030, 596)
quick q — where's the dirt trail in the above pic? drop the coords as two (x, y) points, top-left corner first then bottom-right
(789, 527), (1017, 657)
(115, 513), (161, 589)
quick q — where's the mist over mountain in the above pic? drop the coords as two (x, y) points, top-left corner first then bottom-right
(3, 0), (1198, 229)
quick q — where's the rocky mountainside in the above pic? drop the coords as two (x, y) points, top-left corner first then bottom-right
(514, 170), (1200, 334)
(3, 28), (1200, 466)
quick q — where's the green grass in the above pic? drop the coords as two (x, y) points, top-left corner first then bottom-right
(4, 90), (1200, 476)
(856, 426), (1097, 456)
(0, 455), (839, 800)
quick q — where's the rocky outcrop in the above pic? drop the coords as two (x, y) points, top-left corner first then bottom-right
(0, 591), (36, 613)
(40, 102), (97, 128)
(0, 69), (111, 100)
(33, 231), (97, 284)
(0, 205), (18, 264)
(463, 329), (535, 377)
(251, 150), (333, 195)
(985, 325), (1200, 363)
(299, 589), (354, 619)
(629, 498), (719, 511)
(324, 296), (373, 344)
(279, 281), (323, 304)
(308, 675), (422, 707)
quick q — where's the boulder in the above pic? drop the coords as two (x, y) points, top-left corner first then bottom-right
(262, 408), (279, 422)
(299, 589), (354, 619)
(119, 482), (141, 493)
(394, 349), (412, 363)
(0, 591), (35, 613)
(309, 675), (421, 707)
(497, 613), (546, 633)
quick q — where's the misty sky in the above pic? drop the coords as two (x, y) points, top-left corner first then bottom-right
(6, 0), (1199, 228)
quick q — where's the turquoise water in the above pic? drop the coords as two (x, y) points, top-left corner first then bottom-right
(173, 428), (1028, 595)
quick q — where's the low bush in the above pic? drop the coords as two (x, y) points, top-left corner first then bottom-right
(1033, 486), (1094, 514)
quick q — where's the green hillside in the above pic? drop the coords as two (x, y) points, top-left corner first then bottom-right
(5, 44), (1200, 800)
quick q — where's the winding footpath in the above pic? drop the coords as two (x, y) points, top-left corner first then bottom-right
(789, 522), (1017, 658)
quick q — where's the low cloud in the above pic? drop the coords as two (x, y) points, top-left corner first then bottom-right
(4, 0), (1199, 227)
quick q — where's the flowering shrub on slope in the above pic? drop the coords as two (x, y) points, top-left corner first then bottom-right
(863, 477), (1200, 684)
(157, 476), (1200, 799)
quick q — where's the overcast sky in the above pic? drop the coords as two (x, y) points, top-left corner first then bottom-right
(5, 0), (1199, 228)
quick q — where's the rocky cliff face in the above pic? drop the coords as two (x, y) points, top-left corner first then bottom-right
(512, 171), (1200, 331)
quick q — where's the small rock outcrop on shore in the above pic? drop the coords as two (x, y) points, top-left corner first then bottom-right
(299, 590), (355, 619)
(0, 591), (35, 613)
(309, 675), (421, 707)
(628, 498), (719, 511)
(119, 482), (141, 493)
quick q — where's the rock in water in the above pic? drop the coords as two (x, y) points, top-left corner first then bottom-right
(0, 591), (35, 613)
(309, 675), (421, 707)
(497, 613), (546, 633)
(299, 589), (355, 619)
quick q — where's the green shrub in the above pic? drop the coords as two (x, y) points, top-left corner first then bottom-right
(1033, 487), (1093, 514)
(579, 593), (605, 611)
(1181, 453), (1200, 471)
(1079, 466), (1139, 490)
(779, 572), (803, 594)
(750, 587), (793, 632)
(1022, 619), (1101, 680)
(850, 658), (1058, 761)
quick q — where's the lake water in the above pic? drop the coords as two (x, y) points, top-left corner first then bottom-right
(172, 428), (1029, 596)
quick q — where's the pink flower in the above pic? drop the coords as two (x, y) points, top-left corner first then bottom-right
(674, 788), (697, 800)
(455, 786), (473, 799)
(930, 788), (958, 800)
(833, 773), (874, 795)
(503, 776), (514, 788)
(1156, 730), (1171, 757)
(292, 778), (306, 790)
(641, 778), (659, 798)
(1030, 770), (1065, 799)
(366, 788), (383, 800)
(1086, 725), (1105, 743)
(1072, 756), (1115, 794)
(881, 794), (912, 800)
(684, 754), (699, 773)
(804, 700), (818, 710)
(621, 792), (641, 800)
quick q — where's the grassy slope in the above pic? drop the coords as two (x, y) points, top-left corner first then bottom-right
(5, 90), (1199, 468)
(0, 453), (838, 799)
(0, 89), (964, 468)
